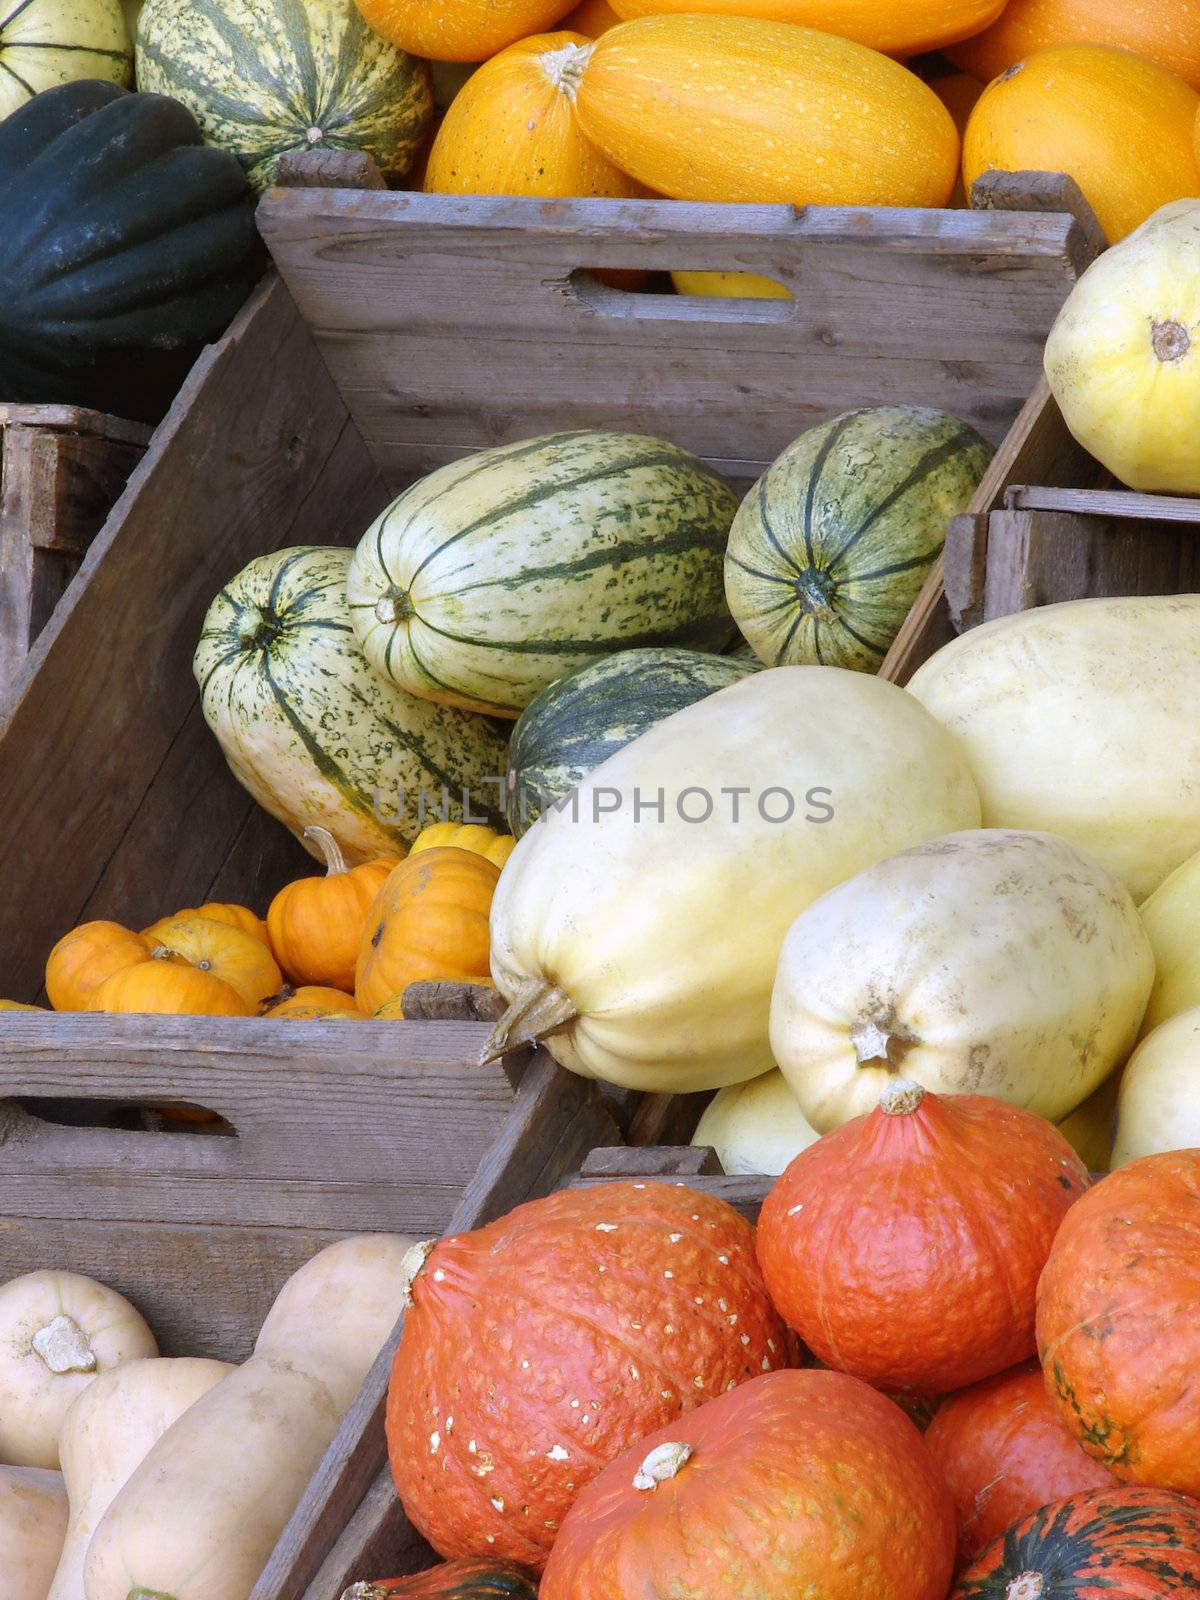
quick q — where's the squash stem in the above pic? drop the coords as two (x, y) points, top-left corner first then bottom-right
(539, 41), (594, 102)
(304, 825), (349, 877)
(479, 978), (577, 1063)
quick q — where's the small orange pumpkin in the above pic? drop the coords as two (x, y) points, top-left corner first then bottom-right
(408, 823), (515, 870)
(45, 921), (152, 1011)
(356, 847), (499, 1016)
(267, 827), (398, 992)
(168, 902), (270, 946)
(142, 913), (283, 1008)
(87, 956), (252, 1016)
(264, 986), (366, 1020)
(0, 1000), (44, 1012)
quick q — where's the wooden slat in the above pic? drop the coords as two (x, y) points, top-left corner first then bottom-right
(579, 1144), (723, 1178)
(969, 170), (1108, 266)
(275, 149), (388, 190)
(1007, 484), (1200, 523)
(0, 405), (154, 448)
(400, 979), (507, 1022)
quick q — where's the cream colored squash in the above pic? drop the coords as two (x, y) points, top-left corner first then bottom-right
(692, 1070), (820, 1175)
(1132, 842), (1200, 1036)
(1112, 1004), (1200, 1166)
(486, 667), (981, 1092)
(1056, 1066), (1122, 1174)
(84, 1236), (414, 1600)
(0, 1465), (68, 1600)
(1045, 200), (1200, 493)
(0, 0), (132, 121)
(0, 1272), (157, 1469)
(907, 595), (1200, 904)
(49, 1358), (231, 1600)
(771, 829), (1152, 1133)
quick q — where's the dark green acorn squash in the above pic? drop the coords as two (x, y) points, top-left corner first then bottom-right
(0, 79), (264, 420)
(342, 1561), (540, 1600)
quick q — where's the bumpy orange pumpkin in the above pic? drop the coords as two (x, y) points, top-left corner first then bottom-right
(925, 1361), (1114, 1565)
(86, 957), (252, 1016)
(540, 1370), (955, 1600)
(171, 902), (270, 945)
(143, 913), (283, 1008)
(387, 1181), (793, 1568)
(264, 986), (366, 1019)
(949, 0), (1200, 91)
(353, 0), (577, 62)
(1037, 1148), (1200, 1494)
(267, 827), (397, 993)
(45, 921), (152, 1011)
(356, 847), (499, 1016)
(757, 1081), (1089, 1394)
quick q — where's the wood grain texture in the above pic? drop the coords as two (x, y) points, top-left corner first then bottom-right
(568, 1169), (770, 1222)
(275, 148), (388, 190)
(969, 170), (1109, 266)
(1007, 485), (1200, 522)
(580, 1143), (723, 1177)
(400, 979), (507, 1021)
(0, 406), (154, 448)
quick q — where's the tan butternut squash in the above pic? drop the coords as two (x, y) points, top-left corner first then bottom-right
(0, 1465), (67, 1600)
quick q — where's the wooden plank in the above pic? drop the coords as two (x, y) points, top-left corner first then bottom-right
(1007, 484), (1200, 523)
(579, 1144), (723, 1178)
(275, 149), (388, 190)
(400, 979), (507, 1022)
(0, 405), (154, 448)
(626, 1089), (712, 1147)
(969, 170), (1108, 265)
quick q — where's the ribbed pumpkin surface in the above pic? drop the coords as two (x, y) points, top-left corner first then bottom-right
(347, 431), (738, 718)
(424, 32), (640, 199)
(725, 407), (991, 671)
(194, 546), (508, 863)
(0, 0), (131, 117)
(963, 45), (1200, 243)
(950, 0), (1200, 92)
(352, 0), (576, 62)
(505, 646), (756, 835)
(574, 15), (959, 206)
(607, 0), (1005, 57)
(136, 0), (432, 189)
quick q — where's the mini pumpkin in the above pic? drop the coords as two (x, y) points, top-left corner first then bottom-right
(171, 901), (270, 945)
(757, 1081), (1089, 1394)
(45, 921), (151, 1011)
(264, 986), (366, 1020)
(86, 956), (252, 1016)
(267, 827), (398, 992)
(143, 913), (282, 1008)
(408, 823), (515, 870)
(356, 847), (499, 1016)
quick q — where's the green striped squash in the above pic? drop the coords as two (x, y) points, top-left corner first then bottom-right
(194, 546), (508, 864)
(725, 407), (992, 672)
(348, 430), (739, 719)
(505, 646), (757, 836)
(0, 0), (131, 119)
(135, 0), (431, 191)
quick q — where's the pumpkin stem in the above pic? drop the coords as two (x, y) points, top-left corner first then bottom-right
(633, 1441), (692, 1490)
(32, 1314), (96, 1375)
(341, 1587), (385, 1600)
(400, 1239), (438, 1308)
(304, 825), (350, 877)
(879, 1079), (927, 1117)
(479, 979), (577, 1064)
(539, 40), (594, 102)
(1005, 1576), (1045, 1600)
(1152, 319), (1191, 363)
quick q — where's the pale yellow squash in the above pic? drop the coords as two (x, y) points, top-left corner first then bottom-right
(486, 666), (981, 1093)
(85, 1236), (414, 1600)
(1056, 1067), (1122, 1174)
(671, 270), (793, 301)
(48, 1357), (231, 1600)
(408, 821), (515, 869)
(692, 1070), (821, 1175)
(1045, 200), (1200, 493)
(0, 0), (132, 120)
(1113, 1005), (1200, 1166)
(1139, 844), (1200, 1036)
(906, 596), (1200, 904)
(0, 1272), (157, 1469)
(771, 829), (1152, 1133)
(0, 1466), (67, 1600)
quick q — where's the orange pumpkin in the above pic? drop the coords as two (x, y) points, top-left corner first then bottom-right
(352, 0), (578, 62)
(143, 913), (283, 1009)
(540, 1370), (956, 1600)
(924, 1361), (1114, 1565)
(756, 1081), (1090, 1394)
(169, 902), (270, 945)
(387, 1181), (794, 1568)
(949, 0), (1200, 92)
(264, 986), (366, 1020)
(356, 847), (498, 1016)
(45, 921), (152, 1011)
(963, 44), (1200, 243)
(266, 827), (397, 993)
(561, 0), (621, 32)
(1037, 1148), (1200, 1494)
(86, 957), (252, 1017)
(930, 70), (984, 207)
(605, 0), (1005, 57)
(425, 32), (645, 202)
(0, 1000), (43, 1012)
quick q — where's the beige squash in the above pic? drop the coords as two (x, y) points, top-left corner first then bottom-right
(487, 667), (981, 1092)
(0, 1272), (157, 1469)
(907, 595), (1200, 903)
(84, 1235), (414, 1600)
(771, 829), (1152, 1133)
(1112, 1005), (1200, 1167)
(0, 1465), (68, 1600)
(692, 1070), (821, 1175)
(1133, 842), (1200, 1036)
(49, 1358), (231, 1600)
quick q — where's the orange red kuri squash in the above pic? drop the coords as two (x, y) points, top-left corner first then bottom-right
(386, 1181), (794, 1568)
(757, 1081), (1089, 1394)
(45, 921), (151, 1011)
(924, 1361), (1114, 1565)
(949, 0), (1200, 91)
(605, 0), (1005, 57)
(267, 827), (396, 992)
(962, 44), (1200, 243)
(540, 1370), (956, 1600)
(142, 913), (283, 1008)
(86, 958), (253, 1017)
(263, 986), (366, 1019)
(351, 0), (577, 63)
(1037, 1149), (1200, 1493)
(573, 15), (960, 208)
(356, 847), (498, 1016)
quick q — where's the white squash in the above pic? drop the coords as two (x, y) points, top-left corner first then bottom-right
(0, 0), (132, 121)
(1136, 846), (1200, 1036)
(1112, 1005), (1200, 1167)
(84, 1235), (414, 1600)
(0, 1465), (68, 1600)
(0, 1273), (157, 1469)
(1045, 200), (1200, 494)
(907, 595), (1200, 903)
(49, 1358), (231, 1600)
(486, 666), (981, 1092)
(771, 828), (1153, 1133)
(691, 1070), (821, 1175)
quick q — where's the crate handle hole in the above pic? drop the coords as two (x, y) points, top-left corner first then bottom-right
(568, 269), (796, 324)
(10, 1096), (236, 1136)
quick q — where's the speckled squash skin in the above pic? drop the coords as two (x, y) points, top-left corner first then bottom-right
(541, 1369), (956, 1600)
(1037, 1149), (1200, 1493)
(0, 0), (131, 119)
(757, 1085), (1090, 1394)
(606, 0), (1004, 55)
(949, 0), (1200, 91)
(952, 1486), (1200, 1598)
(386, 1181), (794, 1568)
